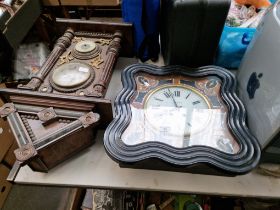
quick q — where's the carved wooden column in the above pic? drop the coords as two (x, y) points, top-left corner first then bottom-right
(91, 32), (122, 97)
(18, 29), (74, 91)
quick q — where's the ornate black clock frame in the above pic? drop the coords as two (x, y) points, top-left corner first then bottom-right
(104, 64), (261, 176)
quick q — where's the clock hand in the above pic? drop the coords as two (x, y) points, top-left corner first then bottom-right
(168, 88), (179, 108)
(185, 92), (191, 100)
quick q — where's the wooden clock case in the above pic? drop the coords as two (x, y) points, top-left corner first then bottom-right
(0, 19), (133, 176)
(104, 64), (261, 176)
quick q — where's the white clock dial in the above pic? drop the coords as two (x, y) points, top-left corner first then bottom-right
(75, 40), (96, 53)
(144, 85), (211, 135)
(52, 62), (91, 88)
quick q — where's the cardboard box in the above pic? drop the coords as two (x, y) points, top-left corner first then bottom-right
(42, 0), (120, 6)
(3, 141), (17, 168)
(0, 84), (15, 163)
(0, 164), (12, 209)
(0, 119), (14, 163)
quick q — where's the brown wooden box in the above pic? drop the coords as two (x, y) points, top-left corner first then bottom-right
(2, 141), (17, 169)
(0, 164), (12, 209)
(0, 118), (14, 163)
(0, 84), (14, 163)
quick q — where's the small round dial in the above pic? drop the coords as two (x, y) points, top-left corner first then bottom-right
(144, 85), (211, 135)
(52, 63), (92, 88)
(75, 40), (96, 53)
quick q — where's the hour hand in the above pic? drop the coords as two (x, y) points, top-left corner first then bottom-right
(168, 88), (179, 108)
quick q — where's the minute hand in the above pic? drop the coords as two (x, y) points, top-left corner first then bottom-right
(168, 89), (179, 108)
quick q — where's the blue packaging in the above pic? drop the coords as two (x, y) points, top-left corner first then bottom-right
(215, 0), (276, 69)
(215, 26), (256, 69)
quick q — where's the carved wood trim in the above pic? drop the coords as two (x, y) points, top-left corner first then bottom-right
(37, 107), (58, 124)
(74, 31), (114, 39)
(14, 143), (38, 164)
(55, 18), (133, 57)
(10, 95), (95, 111)
(33, 112), (100, 149)
(0, 89), (113, 125)
(18, 28), (75, 91)
(0, 103), (16, 117)
(15, 104), (86, 119)
(7, 111), (32, 146)
(90, 32), (122, 97)
(2, 103), (100, 166)
(21, 114), (38, 142)
(78, 112), (100, 128)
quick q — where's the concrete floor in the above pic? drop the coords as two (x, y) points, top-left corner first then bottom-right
(2, 185), (72, 210)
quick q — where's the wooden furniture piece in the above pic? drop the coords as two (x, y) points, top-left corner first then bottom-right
(0, 19), (132, 173)
(41, 1), (121, 21)
(54, 18), (134, 57)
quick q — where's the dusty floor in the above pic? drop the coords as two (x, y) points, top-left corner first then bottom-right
(2, 185), (71, 210)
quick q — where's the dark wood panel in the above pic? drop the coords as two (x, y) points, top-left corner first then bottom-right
(55, 18), (134, 57)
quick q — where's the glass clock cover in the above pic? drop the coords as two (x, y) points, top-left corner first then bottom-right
(75, 40), (96, 53)
(51, 62), (92, 88)
(104, 64), (261, 175)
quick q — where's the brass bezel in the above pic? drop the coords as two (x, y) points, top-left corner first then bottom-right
(142, 83), (213, 139)
(49, 62), (95, 93)
(143, 84), (212, 109)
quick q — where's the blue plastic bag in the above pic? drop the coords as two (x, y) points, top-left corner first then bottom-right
(215, 0), (276, 69)
(122, 0), (160, 62)
(215, 26), (256, 69)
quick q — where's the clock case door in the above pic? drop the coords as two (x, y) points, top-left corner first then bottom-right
(104, 64), (261, 176)
(0, 19), (133, 176)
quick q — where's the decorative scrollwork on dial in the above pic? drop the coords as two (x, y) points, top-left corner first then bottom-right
(57, 50), (72, 66)
(72, 36), (84, 43)
(72, 40), (102, 60)
(95, 38), (112, 46)
(90, 54), (104, 69)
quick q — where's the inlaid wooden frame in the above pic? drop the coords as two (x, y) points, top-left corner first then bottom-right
(16, 26), (122, 98)
(0, 19), (133, 176)
(104, 64), (261, 175)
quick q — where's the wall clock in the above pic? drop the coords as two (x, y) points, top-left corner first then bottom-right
(104, 64), (261, 175)
(0, 19), (133, 175)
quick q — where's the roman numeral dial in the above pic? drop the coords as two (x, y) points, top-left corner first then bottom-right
(145, 85), (211, 135)
(174, 90), (180, 97)
(163, 91), (171, 98)
(192, 100), (201, 105)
